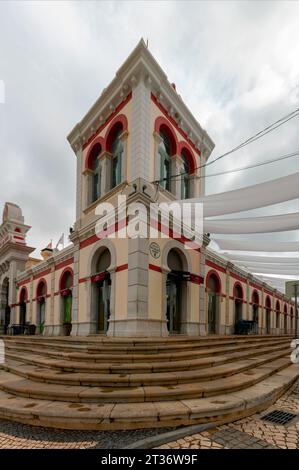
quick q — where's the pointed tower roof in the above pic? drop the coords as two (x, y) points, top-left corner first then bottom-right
(67, 39), (214, 159)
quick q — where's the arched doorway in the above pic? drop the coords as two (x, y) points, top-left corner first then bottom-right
(265, 296), (271, 334)
(2, 278), (10, 334)
(252, 291), (259, 334)
(92, 248), (111, 334)
(290, 307), (294, 333)
(60, 269), (73, 335)
(36, 280), (46, 334)
(166, 249), (187, 334)
(234, 283), (243, 333)
(19, 287), (27, 329)
(284, 305), (288, 333)
(206, 272), (221, 334)
(275, 300), (281, 333)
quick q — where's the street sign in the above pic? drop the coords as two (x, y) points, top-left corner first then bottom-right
(285, 280), (299, 298)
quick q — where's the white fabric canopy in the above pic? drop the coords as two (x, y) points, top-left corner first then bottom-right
(250, 266), (299, 275)
(234, 261), (299, 270)
(179, 172), (299, 217)
(204, 212), (299, 234)
(223, 254), (299, 264)
(214, 239), (299, 252)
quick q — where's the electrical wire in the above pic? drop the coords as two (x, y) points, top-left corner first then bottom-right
(172, 149), (299, 181)
(153, 106), (299, 184)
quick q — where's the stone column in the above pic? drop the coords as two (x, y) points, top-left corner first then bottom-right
(71, 240), (81, 336)
(99, 151), (113, 195)
(153, 131), (163, 182)
(82, 169), (93, 209)
(171, 154), (183, 198)
(130, 76), (151, 182)
(261, 285), (265, 334)
(226, 263), (233, 334)
(75, 146), (83, 219)
(119, 130), (129, 183)
(199, 249), (207, 336)
(106, 267), (117, 337)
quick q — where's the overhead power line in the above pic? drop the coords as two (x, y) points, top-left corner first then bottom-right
(153, 106), (299, 184)
(174, 149), (299, 181)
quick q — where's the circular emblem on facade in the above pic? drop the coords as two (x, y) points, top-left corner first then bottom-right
(149, 242), (161, 259)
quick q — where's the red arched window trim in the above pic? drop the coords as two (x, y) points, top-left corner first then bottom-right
(233, 282), (244, 300)
(265, 295), (272, 309)
(252, 290), (259, 305)
(284, 304), (288, 314)
(154, 116), (178, 156)
(178, 142), (196, 174)
(104, 114), (128, 153)
(36, 278), (47, 299)
(19, 286), (28, 304)
(205, 270), (222, 294)
(85, 137), (104, 170)
(275, 300), (281, 312)
(59, 267), (74, 292)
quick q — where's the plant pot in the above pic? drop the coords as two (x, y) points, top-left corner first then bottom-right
(62, 322), (72, 336)
(28, 324), (36, 335)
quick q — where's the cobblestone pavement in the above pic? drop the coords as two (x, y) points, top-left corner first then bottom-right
(0, 381), (298, 449)
(0, 422), (175, 449)
(158, 380), (299, 449)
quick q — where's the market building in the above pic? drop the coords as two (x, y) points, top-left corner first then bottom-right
(0, 40), (297, 338)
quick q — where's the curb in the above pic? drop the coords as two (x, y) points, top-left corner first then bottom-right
(123, 422), (217, 449)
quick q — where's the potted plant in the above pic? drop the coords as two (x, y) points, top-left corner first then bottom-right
(62, 322), (72, 336)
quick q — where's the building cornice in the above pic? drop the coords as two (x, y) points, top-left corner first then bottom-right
(67, 39), (215, 158)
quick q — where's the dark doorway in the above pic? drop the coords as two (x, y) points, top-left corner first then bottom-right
(166, 249), (186, 334)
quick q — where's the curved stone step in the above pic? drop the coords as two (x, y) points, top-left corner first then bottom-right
(0, 356), (291, 403)
(1, 347), (291, 387)
(0, 365), (297, 430)
(4, 342), (291, 376)
(3, 338), (291, 366)
(2, 335), (291, 356)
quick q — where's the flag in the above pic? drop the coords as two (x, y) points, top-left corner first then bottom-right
(46, 240), (52, 249)
(56, 233), (64, 249)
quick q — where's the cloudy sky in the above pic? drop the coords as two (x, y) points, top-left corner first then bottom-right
(1, 1), (299, 283)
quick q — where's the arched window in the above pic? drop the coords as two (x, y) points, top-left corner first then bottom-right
(181, 149), (190, 199)
(37, 280), (46, 334)
(111, 131), (124, 188)
(91, 248), (112, 334)
(158, 129), (171, 192)
(206, 272), (221, 334)
(86, 142), (102, 204)
(234, 283), (243, 333)
(60, 269), (73, 334)
(265, 296), (271, 334)
(252, 291), (259, 333)
(276, 300), (280, 329)
(91, 151), (101, 202)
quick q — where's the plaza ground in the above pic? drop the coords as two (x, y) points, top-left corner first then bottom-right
(0, 378), (298, 449)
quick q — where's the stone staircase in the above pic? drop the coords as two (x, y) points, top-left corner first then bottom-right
(0, 335), (298, 430)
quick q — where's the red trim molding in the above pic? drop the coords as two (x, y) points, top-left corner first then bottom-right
(83, 93), (132, 151)
(115, 263), (128, 273)
(205, 260), (226, 274)
(149, 264), (162, 273)
(151, 93), (201, 156)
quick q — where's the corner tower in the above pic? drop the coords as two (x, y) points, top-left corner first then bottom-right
(67, 40), (214, 336)
(0, 203), (34, 332)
